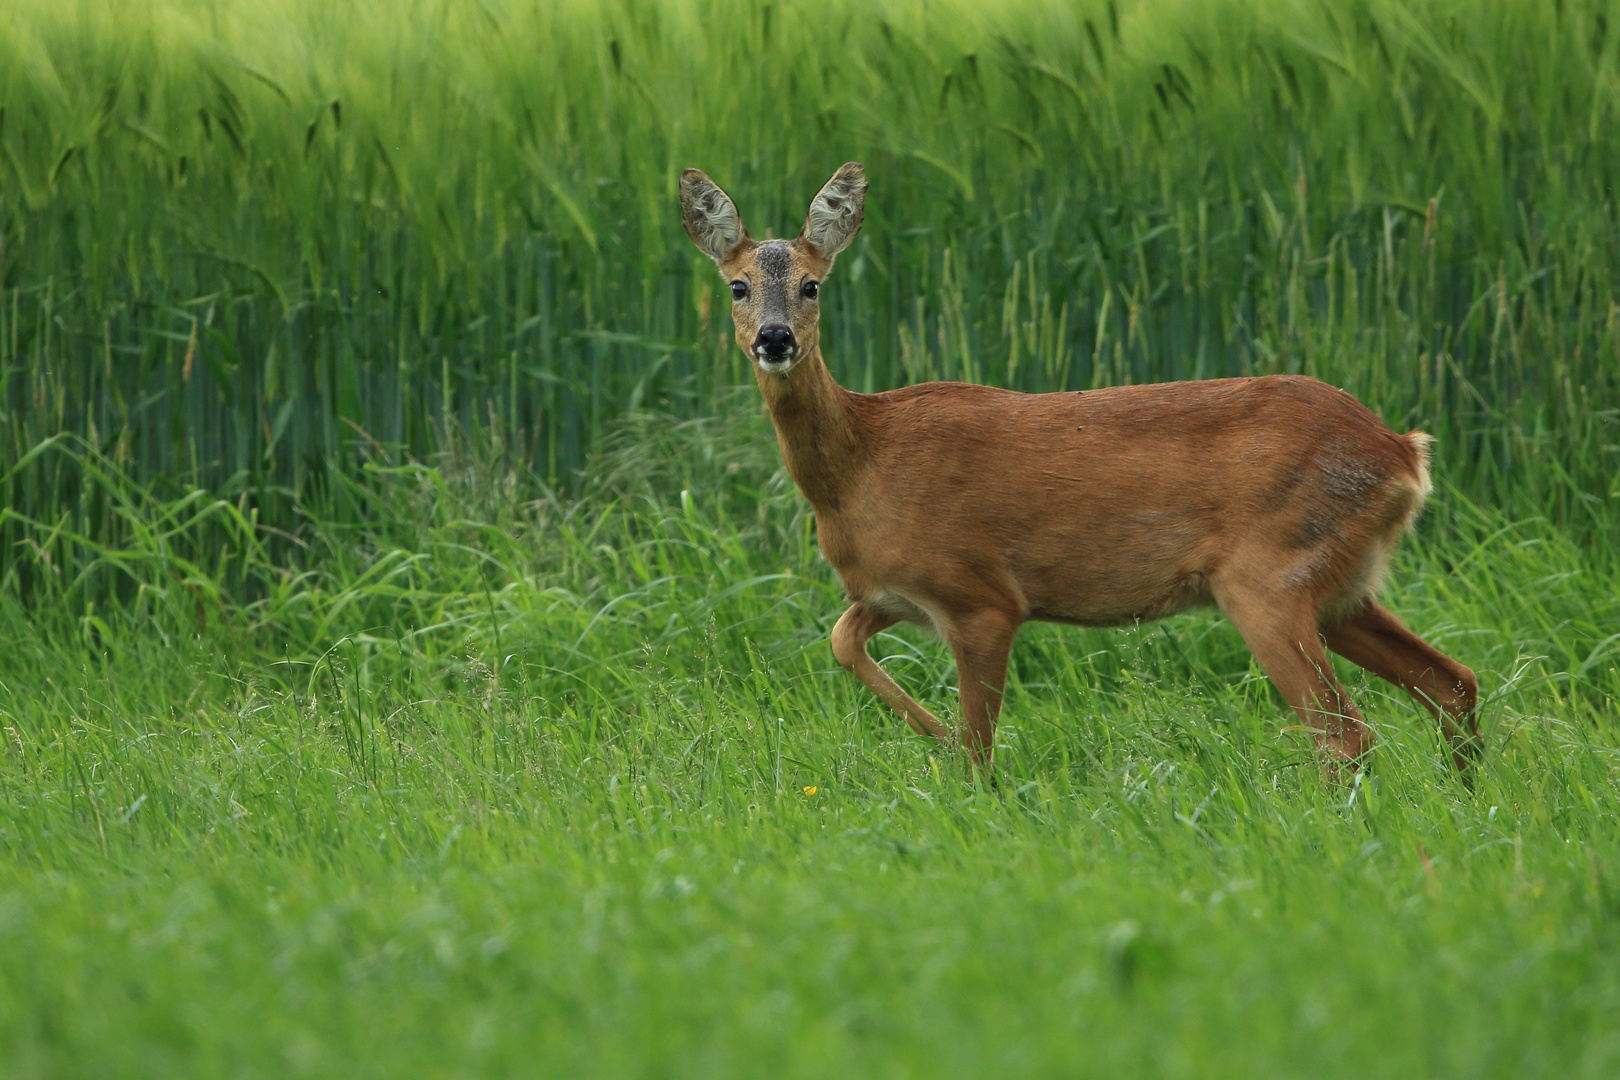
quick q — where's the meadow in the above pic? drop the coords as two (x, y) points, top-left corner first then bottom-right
(1, 0), (1619, 1075)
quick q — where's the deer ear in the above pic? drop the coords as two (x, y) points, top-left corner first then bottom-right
(680, 169), (749, 263)
(801, 162), (867, 259)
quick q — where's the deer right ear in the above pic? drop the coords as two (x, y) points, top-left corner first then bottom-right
(680, 169), (749, 263)
(802, 162), (867, 259)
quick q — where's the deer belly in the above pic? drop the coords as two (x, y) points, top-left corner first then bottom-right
(1019, 558), (1213, 627)
(863, 590), (933, 626)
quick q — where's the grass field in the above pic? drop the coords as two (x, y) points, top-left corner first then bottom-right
(1, 413), (1617, 1077)
(2, 0), (1620, 1075)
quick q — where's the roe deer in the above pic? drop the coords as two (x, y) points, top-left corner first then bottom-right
(679, 162), (1479, 775)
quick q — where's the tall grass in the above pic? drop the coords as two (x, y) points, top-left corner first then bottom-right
(1, 0), (1617, 603)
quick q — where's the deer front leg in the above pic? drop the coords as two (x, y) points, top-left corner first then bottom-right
(947, 609), (1019, 770)
(831, 603), (951, 741)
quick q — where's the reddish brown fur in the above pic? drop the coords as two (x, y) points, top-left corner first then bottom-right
(680, 164), (1479, 775)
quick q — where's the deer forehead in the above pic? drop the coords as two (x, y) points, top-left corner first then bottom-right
(726, 240), (828, 287)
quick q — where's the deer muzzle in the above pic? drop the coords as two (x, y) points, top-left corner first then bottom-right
(753, 325), (797, 369)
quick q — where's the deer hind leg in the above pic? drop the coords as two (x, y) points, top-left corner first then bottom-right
(1323, 599), (1480, 770)
(1215, 585), (1374, 772)
(831, 603), (950, 742)
(945, 609), (1019, 770)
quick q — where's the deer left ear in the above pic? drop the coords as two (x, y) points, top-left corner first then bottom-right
(680, 169), (750, 263)
(801, 162), (867, 260)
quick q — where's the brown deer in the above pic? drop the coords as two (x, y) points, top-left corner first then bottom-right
(679, 162), (1479, 775)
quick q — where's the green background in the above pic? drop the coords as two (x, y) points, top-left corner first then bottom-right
(1, 1), (1618, 1075)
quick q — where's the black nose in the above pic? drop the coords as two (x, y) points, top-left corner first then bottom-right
(754, 325), (796, 358)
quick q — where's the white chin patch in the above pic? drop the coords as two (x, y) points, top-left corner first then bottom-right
(754, 352), (794, 374)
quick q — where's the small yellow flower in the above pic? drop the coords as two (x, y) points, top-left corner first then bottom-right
(803, 786), (818, 796)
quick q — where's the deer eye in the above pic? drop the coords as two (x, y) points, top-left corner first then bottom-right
(730, 280), (748, 301)
(802, 280), (819, 300)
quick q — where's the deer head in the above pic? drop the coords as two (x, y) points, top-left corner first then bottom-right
(679, 162), (867, 376)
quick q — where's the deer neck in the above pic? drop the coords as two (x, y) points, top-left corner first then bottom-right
(755, 345), (863, 508)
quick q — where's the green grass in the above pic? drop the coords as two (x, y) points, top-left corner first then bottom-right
(1, 413), (1618, 1077)
(3, 0), (1620, 1074)
(1, 0), (1618, 586)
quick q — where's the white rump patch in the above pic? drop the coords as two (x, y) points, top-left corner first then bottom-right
(1405, 431), (1435, 500)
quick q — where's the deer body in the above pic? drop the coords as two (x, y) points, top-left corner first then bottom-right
(681, 163), (1479, 773)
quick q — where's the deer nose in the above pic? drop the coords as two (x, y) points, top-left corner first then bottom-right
(754, 325), (796, 358)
